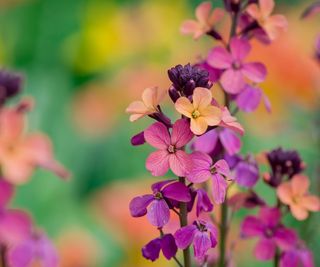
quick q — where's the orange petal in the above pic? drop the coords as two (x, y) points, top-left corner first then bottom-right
(202, 106), (222, 126)
(260, 0), (275, 18)
(0, 109), (24, 142)
(141, 87), (162, 110)
(1, 157), (33, 185)
(190, 117), (208, 135)
(208, 8), (224, 25)
(125, 101), (149, 122)
(246, 4), (261, 20)
(300, 195), (320, 212)
(180, 20), (200, 34)
(175, 97), (194, 118)
(290, 204), (309, 221)
(291, 174), (310, 196)
(193, 87), (212, 111)
(277, 182), (293, 205)
(195, 1), (211, 24)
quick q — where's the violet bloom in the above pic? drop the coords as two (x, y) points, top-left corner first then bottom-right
(315, 35), (320, 62)
(187, 152), (232, 204)
(0, 70), (23, 105)
(241, 207), (297, 261)
(142, 234), (177, 262)
(8, 232), (58, 267)
(207, 37), (267, 94)
(129, 180), (191, 227)
(144, 119), (193, 177)
(195, 189), (214, 216)
(280, 246), (314, 267)
(174, 220), (218, 261)
(195, 61), (222, 84)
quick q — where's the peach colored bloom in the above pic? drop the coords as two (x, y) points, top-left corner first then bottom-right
(0, 99), (69, 185)
(126, 87), (165, 122)
(175, 87), (222, 135)
(180, 1), (224, 40)
(246, 0), (288, 40)
(277, 175), (320, 220)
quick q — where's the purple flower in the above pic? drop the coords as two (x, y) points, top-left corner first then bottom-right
(241, 206), (297, 261)
(315, 35), (320, 62)
(142, 234), (177, 262)
(129, 180), (191, 227)
(207, 37), (267, 94)
(187, 152), (232, 204)
(174, 220), (218, 261)
(0, 180), (14, 208)
(280, 246), (314, 267)
(0, 70), (23, 105)
(195, 61), (222, 83)
(130, 131), (145, 146)
(195, 189), (214, 216)
(236, 84), (271, 113)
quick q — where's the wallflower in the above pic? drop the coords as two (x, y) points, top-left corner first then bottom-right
(277, 174), (320, 220)
(174, 220), (218, 261)
(280, 246), (314, 267)
(144, 119), (193, 176)
(241, 207), (297, 261)
(0, 70), (23, 105)
(0, 99), (69, 185)
(142, 234), (177, 262)
(195, 188), (214, 216)
(208, 37), (267, 94)
(126, 87), (165, 122)
(315, 35), (320, 62)
(175, 87), (222, 135)
(180, 2), (224, 40)
(129, 180), (191, 227)
(187, 152), (232, 204)
(218, 107), (244, 135)
(246, 0), (288, 40)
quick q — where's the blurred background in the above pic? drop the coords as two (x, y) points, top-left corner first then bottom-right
(0, 0), (319, 266)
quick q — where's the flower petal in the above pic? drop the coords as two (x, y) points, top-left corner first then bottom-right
(242, 62), (267, 83)
(290, 204), (309, 221)
(219, 129), (241, 155)
(220, 69), (245, 94)
(230, 38), (251, 60)
(196, 189), (214, 216)
(236, 85), (262, 112)
(129, 194), (154, 217)
(277, 182), (293, 205)
(259, 207), (281, 227)
(300, 195), (320, 212)
(195, 1), (212, 24)
(274, 227), (297, 250)
(174, 225), (197, 249)
(161, 234), (178, 260)
(190, 117), (208, 135)
(192, 129), (219, 154)
(187, 152), (212, 183)
(147, 199), (170, 227)
(171, 119), (193, 148)
(193, 87), (212, 111)
(254, 238), (276, 261)
(201, 106), (222, 126)
(144, 122), (171, 149)
(175, 97), (194, 118)
(169, 150), (193, 177)
(0, 180), (14, 208)
(260, 0), (275, 18)
(146, 150), (170, 176)
(142, 238), (161, 262)
(214, 159), (232, 179)
(126, 101), (148, 122)
(207, 47), (233, 69)
(142, 87), (163, 110)
(211, 173), (227, 204)
(162, 181), (191, 202)
(193, 231), (212, 261)
(235, 161), (259, 188)
(291, 174), (310, 196)
(208, 8), (224, 25)
(241, 216), (264, 238)
(180, 20), (201, 36)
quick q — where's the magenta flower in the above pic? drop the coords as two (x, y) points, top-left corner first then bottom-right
(315, 35), (320, 61)
(195, 188), (214, 216)
(187, 152), (232, 204)
(144, 119), (193, 177)
(280, 246), (314, 267)
(142, 234), (177, 262)
(0, 179), (14, 207)
(174, 220), (218, 261)
(207, 37), (267, 94)
(129, 180), (191, 227)
(241, 207), (297, 261)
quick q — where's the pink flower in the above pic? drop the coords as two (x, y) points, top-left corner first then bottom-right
(144, 119), (193, 177)
(277, 175), (320, 220)
(246, 0), (288, 40)
(187, 152), (232, 204)
(218, 107), (244, 135)
(0, 99), (69, 185)
(180, 2), (224, 40)
(207, 37), (267, 94)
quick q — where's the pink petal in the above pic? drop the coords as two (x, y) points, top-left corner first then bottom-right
(230, 38), (251, 60)
(219, 107), (244, 135)
(300, 195), (320, 212)
(274, 227), (297, 250)
(236, 85), (262, 112)
(259, 207), (281, 228)
(241, 216), (264, 237)
(147, 199), (170, 227)
(144, 122), (171, 149)
(195, 1), (212, 24)
(146, 150), (170, 176)
(174, 225), (197, 249)
(193, 231), (212, 261)
(187, 152), (212, 183)
(254, 238), (276, 260)
(260, 0), (275, 18)
(180, 20), (201, 37)
(208, 8), (224, 25)
(291, 174), (310, 196)
(214, 159), (232, 179)
(169, 150), (192, 177)
(242, 62), (267, 83)
(0, 108), (24, 142)
(171, 119), (193, 148)
(0, 180), (14, 208)
(192, 129), (219, 154)
(277, 182), (293, 205)
(220, 69), (245, 94)
(207, 47), (233, 69)
(211, 173), (227, 204)
(219, 129), (241, 155)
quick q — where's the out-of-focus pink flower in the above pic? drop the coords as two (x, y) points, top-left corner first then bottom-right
(218, 107), (244, 135)
(144, 119), (193, 177)
(246, 0), (288, 40)
(0, 99), (69, 185)
(277, 174), (320, 220)
(126, 87), (165, 122)
(180, 2), (224, 40)
(208, 37), (267, 94)
(175, 87), (222, 135)
(315, 35), (320, 62)
(0, 179), (14, 207)
(280, 246), (314, 267)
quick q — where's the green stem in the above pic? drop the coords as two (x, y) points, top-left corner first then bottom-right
(218, 201), (228, 267)
(274, 249), (280, 267)
(179, 177), (191, 267)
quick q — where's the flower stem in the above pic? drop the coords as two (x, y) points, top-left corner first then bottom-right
(0, 246), (7, 267)
(179, 177), (191, 267)
(218, 200), (228, 267)
(274, 249), (280, 267)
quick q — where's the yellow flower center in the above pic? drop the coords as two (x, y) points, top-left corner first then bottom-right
(191, 110), (201, 119)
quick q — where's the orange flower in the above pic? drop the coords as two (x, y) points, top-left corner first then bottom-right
(0, 98), (69, 185)
(175, 87), (221, 135)
(277, 174), (320, 220)
(180, 1), (224, 40)
(126, 87), (165, 122)
(246, 0), (288, 40)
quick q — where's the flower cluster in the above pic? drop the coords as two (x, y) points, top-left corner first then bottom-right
(127, 1), (319, 266)
(0, 69), (69, 266)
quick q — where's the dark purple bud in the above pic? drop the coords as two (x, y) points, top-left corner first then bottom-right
(168, 86), (180, 103)
(184, 79), (196, 96)
(150, 112), (172, 128)
(206, 29), (223, 41)
(301, 1), (320, 19)
(223, 0), (241, 13)
(0, 70), (23, 105)
(131, 131), (145, 146)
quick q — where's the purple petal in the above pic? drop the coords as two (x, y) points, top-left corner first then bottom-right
(259, 207), (281, 228)
(0, 180), (14, 208)
(169, 150), (193, 177)
(151, 180), (175, 193)
(207, 47), (233, 69)
(8, 239), (34, 267)
(235, 161), (259, 188)
(142, 238), (161, 262)
(211, 173), (227, 204)
(214, 159), (232, 179)
(274, 227), (297, 250)
(187, 152), (212, 183)
(299, 248), (315, 267)
(131, 131), (145, 146)
(147, 199), (170, 227)
(193, 231), (212, 261)
(162, 181), (191, 202)
(144, 122), (171, 149)
(192, 130), (219, 154)
(161, 234), (178, 260)
(219, 129), (241, 156)
(242, 62), (267, 83)
(146, 150), (170, 176)
(241, 216), (264, 238)
(129, 194), (154, 217)
(171, 119), (193, 148)
(254, 238), (276, 261)
(236, 85), (262, 112)
(280, 251), (300, 267)
(174, 225), (197, 249)
(206, 222), (218, 248)
(196, 189), (214, 217)
(198, 61), (222, 83)
(220, 69), (246, 94)
(230, 37), (251, 60)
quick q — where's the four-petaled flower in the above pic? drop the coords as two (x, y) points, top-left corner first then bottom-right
(277, 174), (320, 220)
(180, 1), (224, 40)
(129, 180), (191, 227)
(175, 87), (222, 135)
(187, 152), (232, 204)
(208, 37), (267, 94)
(174, 220), (218, 261)
(126, 87), (165, 122)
